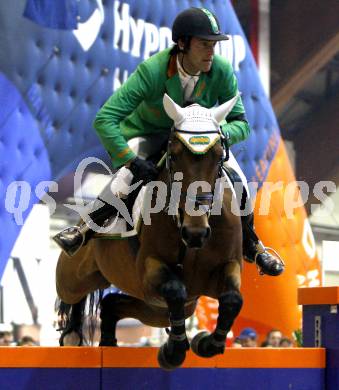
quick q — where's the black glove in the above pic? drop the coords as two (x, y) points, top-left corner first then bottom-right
(128, 157), (158, 184)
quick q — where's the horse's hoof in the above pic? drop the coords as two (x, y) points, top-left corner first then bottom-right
(157, 344), (186, 371)
(191, 331), (210, 357)
(59, 330), (83, 346)
(99, 338), (118, 347)
(191, 331), (224, 358)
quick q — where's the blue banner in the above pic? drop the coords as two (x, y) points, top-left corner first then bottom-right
(23, 0), (78, 30)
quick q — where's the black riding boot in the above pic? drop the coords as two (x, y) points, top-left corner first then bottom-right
(242, 213), (284, 276)
(53, 198), (117, 257)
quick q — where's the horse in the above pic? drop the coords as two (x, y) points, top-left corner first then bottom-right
(56, 93), (244, 370)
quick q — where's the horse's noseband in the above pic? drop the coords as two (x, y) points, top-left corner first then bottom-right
(185, 193), (214, 217)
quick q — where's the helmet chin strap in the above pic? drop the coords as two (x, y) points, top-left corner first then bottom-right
(179, 52), (200, 77)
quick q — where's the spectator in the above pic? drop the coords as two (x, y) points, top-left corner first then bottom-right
(231, 337), (243, 348)
(237, 327), (258, 347)
(264, 329), (282, 347)
(17, 336), (38, 346)
(0, 331), (14, 346)
(279, 337), (294, 348)
(260, 340), (273, 348)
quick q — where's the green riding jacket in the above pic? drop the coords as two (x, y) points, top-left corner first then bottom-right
(94, 47), (250, 168)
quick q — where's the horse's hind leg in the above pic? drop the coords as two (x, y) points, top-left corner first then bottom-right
(99, 293), (120, 346)
(58, 297), (86, 346)
(99, 292), (175, 346)
(191, 261), (243, 358)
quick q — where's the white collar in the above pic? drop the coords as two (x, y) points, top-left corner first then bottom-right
(176, 55), (200, 80)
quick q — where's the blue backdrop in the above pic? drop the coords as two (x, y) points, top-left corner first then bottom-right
(0, 0), (280, 278)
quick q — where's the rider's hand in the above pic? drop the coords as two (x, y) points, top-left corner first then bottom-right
(127, 157), (158, 184)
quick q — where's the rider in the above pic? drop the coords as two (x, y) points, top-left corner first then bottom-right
(53, 7), (284, 277)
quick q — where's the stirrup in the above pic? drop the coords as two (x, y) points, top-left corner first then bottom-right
(254, 241), (285, 276)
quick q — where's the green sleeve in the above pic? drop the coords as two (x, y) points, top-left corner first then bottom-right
(220, 119), (250, 146)
(218, 60), (250, 146)
(93, 63), (153, 168)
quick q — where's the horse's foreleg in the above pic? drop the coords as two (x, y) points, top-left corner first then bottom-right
(191, 261), (243, 358)
(158, 277), (190, 369)
(143, 256), (189, 370)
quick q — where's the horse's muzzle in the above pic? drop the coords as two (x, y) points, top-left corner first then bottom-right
(180, 226), (211, 249)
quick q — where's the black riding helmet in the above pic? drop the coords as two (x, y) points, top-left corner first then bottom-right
(172, 7), (229, 42)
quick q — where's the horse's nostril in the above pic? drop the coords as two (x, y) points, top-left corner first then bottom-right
(205, 226), (211, 239)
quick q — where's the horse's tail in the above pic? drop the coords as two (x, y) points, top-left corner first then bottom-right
(56, 290), (105, 345)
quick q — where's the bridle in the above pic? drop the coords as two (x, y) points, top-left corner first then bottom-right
(165, 126), (230, 229)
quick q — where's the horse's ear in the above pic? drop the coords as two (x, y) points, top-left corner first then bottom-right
(212, 93), (240, 124)
(163, 94), (185, 124)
